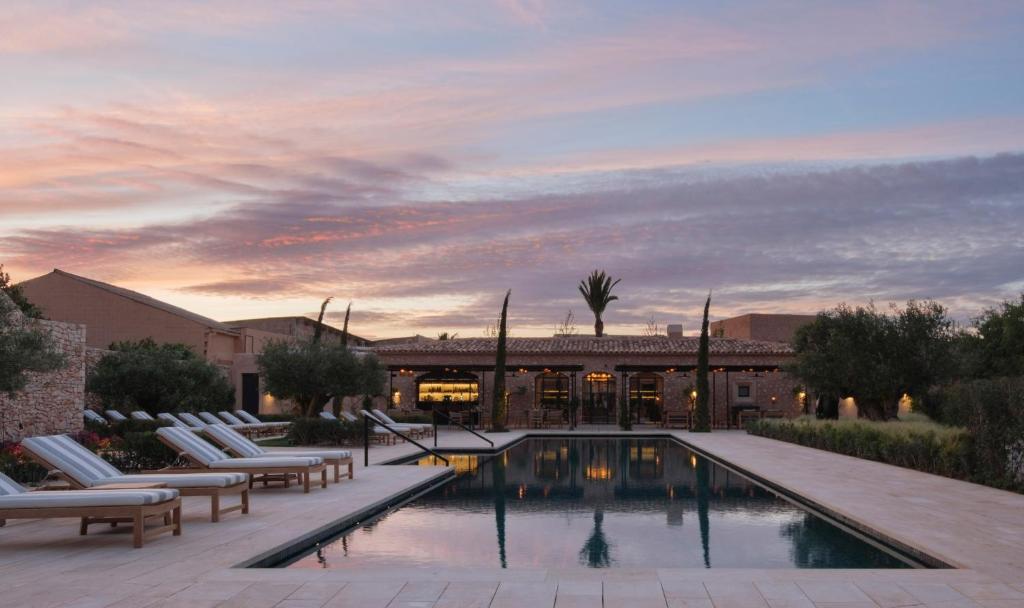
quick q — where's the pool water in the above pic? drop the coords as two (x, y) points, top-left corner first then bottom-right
(285, 437), (913, 569)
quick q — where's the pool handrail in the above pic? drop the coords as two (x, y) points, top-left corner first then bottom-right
(430, 408), (493, 448)
(359, 410), (449, 468)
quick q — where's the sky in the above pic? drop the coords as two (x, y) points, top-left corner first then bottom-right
(1, 1), (1023, 339)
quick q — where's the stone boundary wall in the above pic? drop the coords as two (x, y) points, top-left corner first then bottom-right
(0, 297), (87, 443)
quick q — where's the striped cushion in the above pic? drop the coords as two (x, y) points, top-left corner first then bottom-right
(83, 410), (108, 425)
(218, 411), (245, 425)
(268, 449), (352, 460)
(203, 425), (263, 458)
(320, 411), (339, 421)
(178, 412), (208, 427)
(21, 435), (123, 486)
(0, 489), (178, 509)
(130, 411), (155, 421)
(234, 410), (261, 424)
(198, 412), (224, 425)
(156, 427), (229, 466)
(0, 473), (26, 496)
(105, 410), (127, 422)
(208, 456), (323, 469)
(158, 413), (190, 428)
(373, 409), (429, 430)
(99, 472), (248, 488)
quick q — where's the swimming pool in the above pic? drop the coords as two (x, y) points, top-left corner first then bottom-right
(284, 437), (915, 569)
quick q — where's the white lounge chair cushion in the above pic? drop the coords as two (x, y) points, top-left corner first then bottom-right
(374, 410), (430, 430)
(319, 411), (338, 420)
(98, 472), (248, 488)
(267, 449), (351, 460)
(22, 435), (124, 485)
(177, 413), (208, 427)
(0, 473), (27, 496)
(208, 456), (323, 469)
(0, 489), (178, 509)
(157, 413), (191, 428)
(156, 427), (230, 465)
(84, 410), (107, 424)
(130, 411), (155, 421)
(105, 410), (128, 422)
(203, 425), (263, 458)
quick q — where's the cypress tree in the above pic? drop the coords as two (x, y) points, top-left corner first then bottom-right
(490, 290), (511, 432)
(693, 292), (712, 432)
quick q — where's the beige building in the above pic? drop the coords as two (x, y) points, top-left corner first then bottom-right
(709, 313), (816, 344)
(225, 316), (371, 347)
(18, 269), (295, 414)
(373, 335), (802, 428)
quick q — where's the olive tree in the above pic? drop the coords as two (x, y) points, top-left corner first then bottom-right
(789, 301), (954, 420)
(259, 340), (385, 418)
(87, 339), (234, 415)
(0, 294), (65, 395)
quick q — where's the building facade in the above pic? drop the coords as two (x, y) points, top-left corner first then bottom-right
(374, 336), (802, 428)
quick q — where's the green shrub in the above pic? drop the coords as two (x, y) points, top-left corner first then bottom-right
(80, 419), (181, 471)
(388, 410), (431, 424)
(747, 414), (1021, 493)
(286, 417), (365, 447)
(0, 442), (48, 484)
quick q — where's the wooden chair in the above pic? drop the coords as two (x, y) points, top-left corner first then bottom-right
(0, 472), (180, 548)
(21, 434), (250, 522)
(737, 409), (763, 427)
(204, 424), (353, 483)
(156, 427), (327, 493)
(662, 410), (691, 429)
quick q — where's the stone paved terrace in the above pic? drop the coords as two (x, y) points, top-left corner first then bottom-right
(1, 429), (1023, 608)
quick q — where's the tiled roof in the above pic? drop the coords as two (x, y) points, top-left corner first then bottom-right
(372, 336), (794, 356)
(52, 269), (238, 334)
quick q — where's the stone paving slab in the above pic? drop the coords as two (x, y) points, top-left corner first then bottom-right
(2, 429), (1024, 608)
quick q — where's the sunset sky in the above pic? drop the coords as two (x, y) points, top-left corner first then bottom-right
(2, 1), (1023, 338)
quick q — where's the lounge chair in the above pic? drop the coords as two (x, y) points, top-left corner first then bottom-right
(372, 409), (432, 436)
(204, 425), (353, 483)
(319, 411), (338, 421)
(235, 410), (291, 428)
(197, 412), (262, 437)
(219, 411), (287, 435)
(130, 411), (155, 421)
(0, 472), (180, 548)
(339, 410), (394, 444)
(177, 412), (209, 428)
(105, 410), (128, 423)
(156, 427), (327, 493)
(84, 410), (107, 425)
(21, 435), (249, 522)
(158, 413), (195, 429)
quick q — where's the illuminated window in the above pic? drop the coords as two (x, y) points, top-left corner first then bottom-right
(535, 373), (569, 409)
(416, 372), (479, 410)
(583, 372), (616, 423)
(628, 373), (664, 422)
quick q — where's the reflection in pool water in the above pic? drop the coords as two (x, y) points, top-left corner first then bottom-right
(286, 438), (911, 569)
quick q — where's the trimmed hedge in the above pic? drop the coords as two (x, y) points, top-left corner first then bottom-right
(286, 417), (365, 447)
(748, 413), (1022, 493)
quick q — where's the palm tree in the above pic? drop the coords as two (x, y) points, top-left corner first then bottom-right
(578, 270), (621, 337)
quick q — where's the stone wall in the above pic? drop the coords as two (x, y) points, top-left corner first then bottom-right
(0, 296), (87, 442)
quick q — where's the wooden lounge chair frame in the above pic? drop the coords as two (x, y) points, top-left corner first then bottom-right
(156, 435), (328, 493)
(0, 497), (181, 548)
(203, 426), (353, 483)
(20, 442), (250, 523)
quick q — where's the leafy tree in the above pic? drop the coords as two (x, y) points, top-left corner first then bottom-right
(490, 290), (510, 432)
(0, 265), (43, 318)
(259, 340), (384, 418)
(578, 270), (620, 337)
(790, 301), (954, 420)
(436, 331), (458, 340)
(692, 293), (712, 432)
(0, 294), (65, 395)
(960, 294), (1024, 378)
(86, 338), (233, 415)
(554, 309), (578, 336)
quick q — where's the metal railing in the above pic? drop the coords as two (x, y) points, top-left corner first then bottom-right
(362, 410), (450, 467)
(431, 408), (494, 448)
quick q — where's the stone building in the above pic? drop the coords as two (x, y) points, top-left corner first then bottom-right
(373, 335), (802, 428)
(0, 293), (86, 442)
(19, 269), (296, 414)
